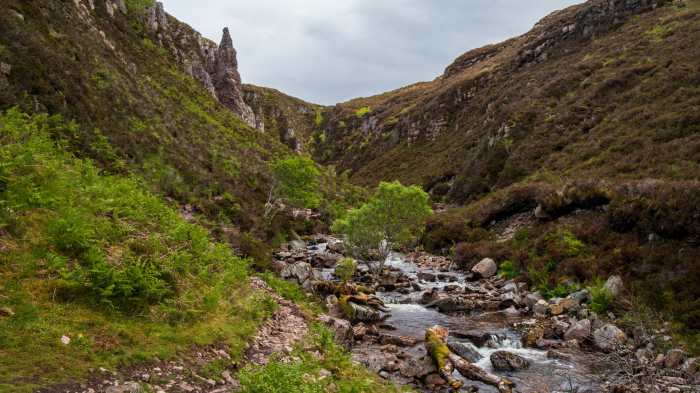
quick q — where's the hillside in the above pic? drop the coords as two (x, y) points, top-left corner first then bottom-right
(1, 0), (699, 391)
(313, 0), (699, 201)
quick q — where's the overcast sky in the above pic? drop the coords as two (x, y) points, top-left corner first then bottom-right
(163, 0), (582, 104)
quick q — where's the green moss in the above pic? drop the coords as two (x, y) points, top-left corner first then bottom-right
(355, 106), (371, 118)
(125, 0), (155, 13)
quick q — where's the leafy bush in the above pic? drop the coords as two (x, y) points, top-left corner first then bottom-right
(0, 108), (249, 313)
(588, 278), (614, 313)
(355, 106), (371, 118)
(334, 258), (357, 283)
(498, 260), (519, 279)
(331, 181), (432, 270)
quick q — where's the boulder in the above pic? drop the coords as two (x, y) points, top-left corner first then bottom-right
(288, 240), (306, 251)
(533, 299), (549, 317)
(451, 331), (493, 347)
(352, 323), (368, 340)
(549, 302), (565, 316)
(314, 252), (341, 268)
(447, 340), (484, 363)
(280, 262), (312, 285)
(471, 258), (497, 278)
(399, 355), (436, 378)
(490, 351), (530, 371)
(432, 297), (476, 313)
(665, 349), (687, 369)
(525, 292), (544, 309)
(593, 324), (627, 351)
(604, 275), (624, 298)
(522, 324), (545, 347)
(380, 334), (418, 347)
(499, 292), (522, 309)
(318, 314), (352, 347)
(567, 289), (590, 304)
(564, 319), (591, 342)
(327, 240), (344, 253)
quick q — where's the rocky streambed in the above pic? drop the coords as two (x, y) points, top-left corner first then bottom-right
(274, 235), (700, 393)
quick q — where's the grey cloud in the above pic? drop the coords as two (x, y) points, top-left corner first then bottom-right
(163, 0), (582, 104)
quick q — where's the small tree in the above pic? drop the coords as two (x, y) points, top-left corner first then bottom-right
(265, 156), (321, 219)
(331, 181), (432, 273)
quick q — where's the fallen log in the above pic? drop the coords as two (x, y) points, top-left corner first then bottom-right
(425, 325), (514, 393)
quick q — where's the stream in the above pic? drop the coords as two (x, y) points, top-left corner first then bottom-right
(288, 240), (603, 392)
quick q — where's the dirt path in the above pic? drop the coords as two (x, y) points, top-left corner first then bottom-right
(37, 278), (311, 393)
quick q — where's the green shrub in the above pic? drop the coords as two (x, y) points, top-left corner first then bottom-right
(0, 108), (249, 313)
(125, 0), (155, 13)
(334, 258), (357, 283)
(355, 106), (371, 118)
(498, 260), (519, 279)
(266, 156), (322, 219)
(588, 278), (614, 313)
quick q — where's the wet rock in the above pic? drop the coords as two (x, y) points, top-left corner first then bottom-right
(551, 318), (571, 338)
(665, 349), (687, 369)
(604, 275), (624, 298)
(593, 324), (627, 351)
(499, 291), (522, 308)
(281, 262), (312, 285)
(522, 323), (545, 347)
(421, 288), (440, 304)
(564, 319), (591, 342)
(447, 340), (483, 363)
(444, 284), (461, 292)
(380, 334), (418, 347)
(399, 356), (437, 378)
(353, 323), (368, 340)
(105, 382), (142, 393)
(533, 299), (549, 317)
(547, 349), (573, 361)
(525, 292), (544, 309)
(502, 282), (519, 293)
(431, 296), (475, 313)
(411, 282), (422, 291)
(451, 331), (492, 347)
(417, 272), (437, 282)
(490, 351), (530, 371)
(471, 258), (497, 278)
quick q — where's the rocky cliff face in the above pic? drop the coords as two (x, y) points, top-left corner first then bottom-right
(135, 1), (257, 128)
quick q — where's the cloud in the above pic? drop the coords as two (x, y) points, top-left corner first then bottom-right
(162, 0), (582, 104)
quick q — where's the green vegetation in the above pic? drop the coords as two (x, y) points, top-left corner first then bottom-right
(0, 109), (277, 390)
(237, 324), (408, 393)
(355, 106), (371, 118)
(259, 272), (321, 314)
(498, 260), (519, 280)
(266, 156), (322, 219)
(332, 181), (432, 271)
(588, 278), (614, 313)
(125, 0), (156, 13)
(334, 258), (357, 283)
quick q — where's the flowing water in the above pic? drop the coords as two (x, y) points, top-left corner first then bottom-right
(315, 246), (601, 392)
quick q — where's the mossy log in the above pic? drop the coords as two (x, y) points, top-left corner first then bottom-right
(425, 325), (514, 393)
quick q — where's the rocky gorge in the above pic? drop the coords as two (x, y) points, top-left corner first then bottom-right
(274, 235), (700, 392)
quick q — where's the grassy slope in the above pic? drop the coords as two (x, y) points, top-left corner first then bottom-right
(0, 0), (289, 234)
(0, 109), (276, 391)
(0, 109), (399, 393)
(313, 1), (700, 200)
